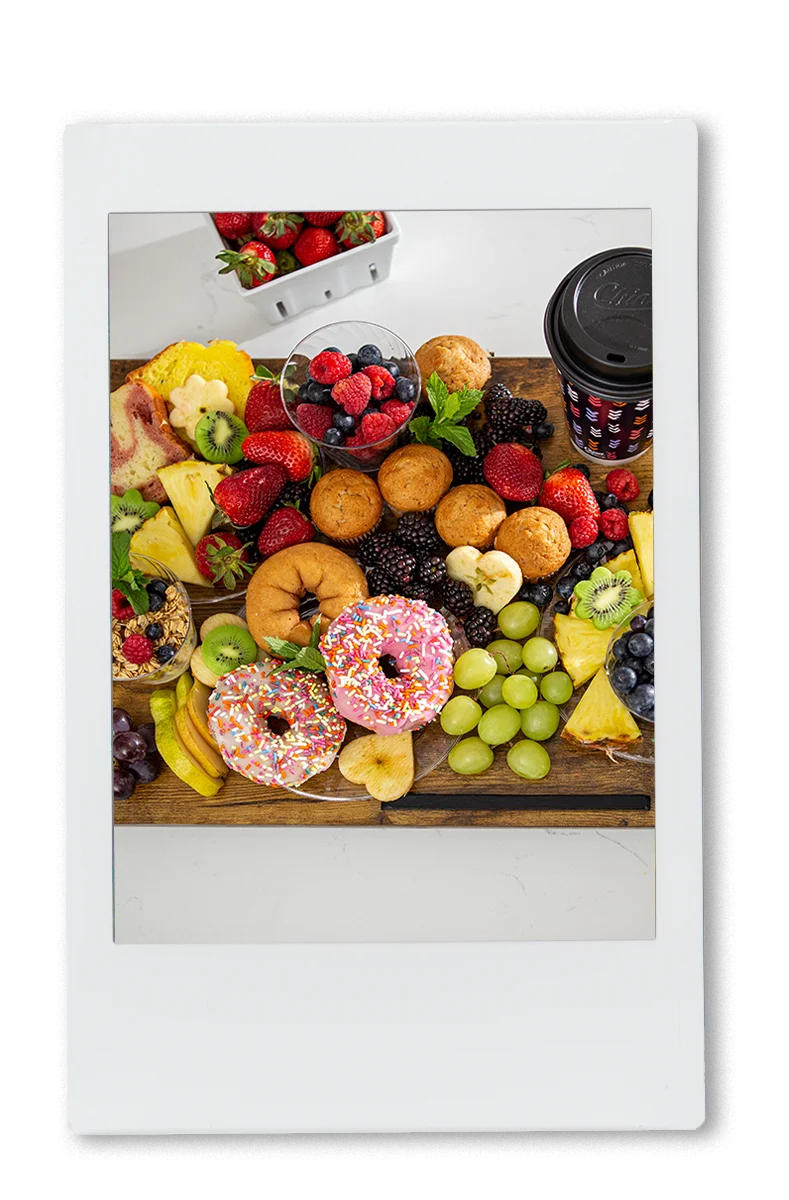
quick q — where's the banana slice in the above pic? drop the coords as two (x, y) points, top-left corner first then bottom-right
(199, 611), (249, 641)
(190, 644), (220, 688)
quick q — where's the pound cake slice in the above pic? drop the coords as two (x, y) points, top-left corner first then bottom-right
(111, 379), (190, 504)
(128, 340), (254, 417)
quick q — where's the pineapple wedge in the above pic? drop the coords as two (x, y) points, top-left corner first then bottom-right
(562, 667), (641, 745)
(553, 613), (612, 689)
(157, 460), (232, 546)
(629, 511), (654, 598)
(131, 507), (212, 587)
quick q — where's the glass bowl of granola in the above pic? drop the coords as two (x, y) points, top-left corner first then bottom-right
(112, 555), (196, 686)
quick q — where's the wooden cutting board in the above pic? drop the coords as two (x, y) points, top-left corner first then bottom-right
(112, 357), (654, 828)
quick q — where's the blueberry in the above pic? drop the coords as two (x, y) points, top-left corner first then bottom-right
(602, 492), (621, 509)
(630, 614), (647, 632)
(144, 622), (164, 641)
(306, 380), (329, 404)
(347, 353), (360, 372)
(573, 462), (591, 478)
(644, 653), (655, 675)
(146, 578), (168, 597)
(155, 645), (176, 664)
(557, 576), (576, 600)
(395, 376), (416, 403)
(322, 345), (340, 353)
(644, 618), (654, 636)
(610, 539), (631, 556)
(611, 664), (638, 695)
(298, 383), (311, 401)
(529, 583), (553, 608)
(535, 420), (554, 439)
(628, 683), (655, 718)
(147, 591), (165, 612)
(648, 490), (653, 508)
(612, 637), (630, 661)
(599, 539), (615, 553)
(553, 599), (570, 615)
(573, 560), (592, 580)
(323, 427), (345, 446)
(586, 543), (606, 563)
(332, 411), (355, 433)
(628, 632), (653, 658)
(380, 359), (400, 379)
(357, 343), (382, 367)
(647, 606), (654, 619)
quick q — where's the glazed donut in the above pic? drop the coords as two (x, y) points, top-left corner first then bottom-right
(207, 660), (346, 788)
(246, 543), (369, 648)
(321, 595), (454, 736)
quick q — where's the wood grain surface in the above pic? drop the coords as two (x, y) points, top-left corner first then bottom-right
(112, 357), (654, 828)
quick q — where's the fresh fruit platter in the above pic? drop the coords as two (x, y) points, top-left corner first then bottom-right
(111, 332), (654, 829)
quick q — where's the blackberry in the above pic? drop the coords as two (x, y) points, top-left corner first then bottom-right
(357, 530), (401, 567)
(405, 581), (433, 604)
(418, 556), (447, 587)
(367, 565), (397, 595)
(487, 395), (545, 436)
(484, 381), (513, 403)
(441, 578), (474, 620)
(464, 607), (497, 648)
(396, 512), (443, 560)
(378, 546), (417, 587)
(272, 480), (312, 512)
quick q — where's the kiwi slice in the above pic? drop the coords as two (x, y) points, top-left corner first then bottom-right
(201, 623), (258, 675)
(110, 488), (159, 534)
(195, 411), (249, 464)
(574, 567), (642, 630)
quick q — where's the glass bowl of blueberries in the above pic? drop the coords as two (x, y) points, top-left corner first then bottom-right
(605, 600), (655, 722)
(280, 319), (421, 472)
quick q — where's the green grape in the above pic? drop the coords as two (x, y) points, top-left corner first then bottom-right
(516, 667), (541, 685)
(507, 739), (551, 780)
(448, 737), (494, 775)
(501, 674), (538, 710)
(520, 700), (560, 741)
(479, 675), (506, 708)
(539, 671), (573, 705)
(477, 703), (521, 746)
(440, 695), (482, 735)
(497, 601), (540, 640)
(454, 648), (497, 689)
(521, 636), (559, 674)
(487, 639), (524, 675)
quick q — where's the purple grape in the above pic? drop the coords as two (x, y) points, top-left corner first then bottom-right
(136, 722), (157, 753)
(128, 755), (161, 783)
(113, 730), (147, 763)
(113, 766), (136, 800)
(112, 707), (133, 733)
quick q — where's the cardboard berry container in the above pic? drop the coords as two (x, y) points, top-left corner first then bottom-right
(205, 212), (401, 324)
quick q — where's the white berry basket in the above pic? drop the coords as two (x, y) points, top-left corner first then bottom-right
(205, 212), (401, 324)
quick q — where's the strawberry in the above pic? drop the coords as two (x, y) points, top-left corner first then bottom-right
(296, 403), (334, 441)
(360, 412), (397, 443)
(122, 633), (153, 664)
(194, 532), (254, 589)
(293, 226), (341, 267)
(112, 588), (135, 621)
(332, 372), (372, 415)
(249, 212), (303, 251)
(569, 515), (599, 549)
(241, 430), (316, 482)
(336, 210), (385, 248)
(380, 399), (414, 427)
(598, 507), (629, 541)
(216, 240), (277, 288)
(257, 507), (315, 557)
(213, 212), (252, 240)
(361, 364), (395, 400)
(539, 466), (601, 523)
(308, 350), (352, 385)
(605, 468), (640, 502)
(244, 377), (290, 433)
(302, 212), (345, 226)
(483, 443), (543, 502)
(213, 464), (287, 525)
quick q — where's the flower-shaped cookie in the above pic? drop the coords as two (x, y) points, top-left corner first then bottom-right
(169, 375), (234, 441)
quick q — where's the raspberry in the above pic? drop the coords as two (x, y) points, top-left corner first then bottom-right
(308, 350), (352, 385)
(380, 399), (414, 427)
(569, 515), (599, 549)
(360, 411), (397, 442)
(112, 588), (135, 621)
(296, 403), (334, 440)
(361, 364), (396, 400)
(332, 372), (372, 415)
(605, 468), (640, 502)
(122, 633), (153, 664)
(598, 507), (629, 540)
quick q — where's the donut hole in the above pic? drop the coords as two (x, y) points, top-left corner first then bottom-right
(298, 592), (318, 619)
(264, 714), (291, 738)
(379, 654), (400, 679)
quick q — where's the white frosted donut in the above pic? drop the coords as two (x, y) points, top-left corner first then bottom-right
(207, 660), (346, 788)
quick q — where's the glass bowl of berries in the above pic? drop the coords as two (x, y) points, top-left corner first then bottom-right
(112, 555), (197, 686)
(605, 599), (655, 722)
(281, 320), (421, 472)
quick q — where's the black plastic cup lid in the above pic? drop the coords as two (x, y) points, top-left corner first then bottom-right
(545, 248), (652, 399)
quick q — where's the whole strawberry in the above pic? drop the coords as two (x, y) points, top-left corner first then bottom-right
(213, 465), (287, 526)
(213, 212), (252, 240)
(195, 532), (254, 589)
(241, 430), (316, 481)
(216, 240), (277, 288)
(257, 507), (315, 557)
(332, 372), (372, 415)
(296, 403), (335, 441)
(336, 211), (385, 248)
(605, 468), (640, 502)
(483, 443), (543, 502)
(294, 226), (341, 267)
(540, 466), (600, 523)
(245, 368), (290, 432)
(249, 212), (303, 251)
(302, 212), (345, 227)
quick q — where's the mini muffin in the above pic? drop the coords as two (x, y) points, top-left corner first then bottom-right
(309, 469), (383, 544)
(435, 485), (507, 550)
(495, 506), (571, 581)
(415, 335), (491, 395)
(377, 445), (453, 514)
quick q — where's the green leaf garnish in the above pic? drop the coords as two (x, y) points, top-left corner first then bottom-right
(264, 621), (326, 674)
(111, 532), (151, 615)
(407, 371), (484, 457)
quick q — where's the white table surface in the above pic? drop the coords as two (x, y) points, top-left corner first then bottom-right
(111, 208), (654, 943)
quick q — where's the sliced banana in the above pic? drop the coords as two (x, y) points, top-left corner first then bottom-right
(190, 644), (220, 688)
(199, 611), (249, 641)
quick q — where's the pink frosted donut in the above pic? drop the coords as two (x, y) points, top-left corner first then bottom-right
(207, 660), (346, 788)
(321, 595), (454, 735)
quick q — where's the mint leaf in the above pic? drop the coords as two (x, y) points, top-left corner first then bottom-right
(111, 532), (131, 581)
(442, 394), (460, 421)
(452, 386), (485, 420)
(408, 415), (433, 444)
(308, 620), (322, 650)
(425, 371), (450, 418)
(295, 648), (327, 673)
(265, 637), (301, 661)
(438, 424), (477, 456)
(116, 578), (150, 615)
